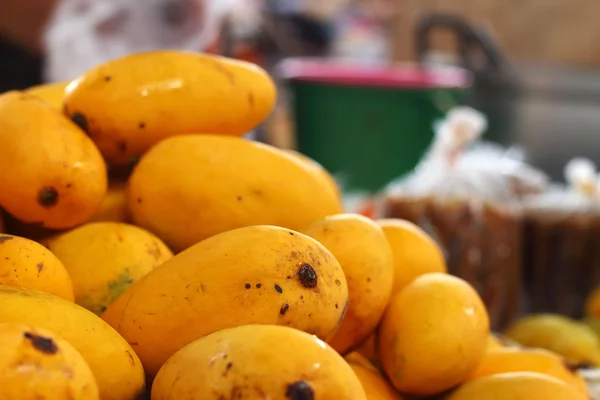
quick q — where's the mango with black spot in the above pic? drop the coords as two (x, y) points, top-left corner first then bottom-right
(0, 322), (99, 400)
(0, 91), (107, 229)
(63, 50), (277, 165)
(128, 134), (343, 252)
(102, 225), (348, 377)
(0, 234), (74, 301)
(0, 286), (145, 400)
(152, 324), (366, 400)
(43, 222), (173, 315)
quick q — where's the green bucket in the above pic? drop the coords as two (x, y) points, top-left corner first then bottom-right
(279, 59), (472, 193)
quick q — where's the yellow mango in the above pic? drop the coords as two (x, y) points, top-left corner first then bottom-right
(25, 81), (70, 110)
(0, 91), (107, 229)
(303, 214), (394, 354)
(152, 325), (366, 400)
(487, 333), (504, 351)
(345, 352), (380, 373)
(286, 150), (341, 201)
(0, 286), (145, 400)
(349, 364), (405, 400)
(378, 273), (489, 396)
(377, 219), (447, 294)
(102, 225), (348, 377)
(43, 222), (173, 315)
(64, 50), (277, 165)
(0, 322), (99, 400)
(89, 180), (130, 223)
(447, 372), (588, 400)
(0, 234), (74, 301)
(128, 135), (343, 252)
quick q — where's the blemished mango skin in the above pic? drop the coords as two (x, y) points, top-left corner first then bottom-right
(43, 222), (173, 315)
(302, 214), (394, 355)
(127, 134), (343, 252)
(0, 286), (146, 400)
(0, 234), (74, 301)
(102, 225), (349, 377)
(446, 372), (588, 400)
(152, 325), (367, 400)
(0, 322), (99, 400)
(63, 50), (277, 165)
(0, 91), (107, 229)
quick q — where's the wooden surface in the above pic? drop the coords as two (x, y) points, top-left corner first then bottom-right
(390, 0), (600, 69)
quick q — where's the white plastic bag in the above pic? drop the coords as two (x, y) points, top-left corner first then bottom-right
(43, 0), (239, 82)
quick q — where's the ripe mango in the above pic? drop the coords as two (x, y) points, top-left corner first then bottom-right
(0, 91), (107, 229)
(0, 234), (74, 301)
(25, 81), (70, 110)
(303, 214), (394, 354)
(447, 372), (588, 400)
(378, 273), (489, 396)
(348, 364), (404, 400)
(0, 322), (99, 400)
(102, 225), (348, 376)
(43, 222), (173, 314)
(127, 135), (343, 252)
(63, 50), (277, 165)
(0, 286), (145, 400)
(152, 325), (366, 400)
(89, 180), (130, 223)
(286, 150), (341, 201)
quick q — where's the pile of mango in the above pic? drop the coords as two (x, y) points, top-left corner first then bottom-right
(0, 50), (592, 400)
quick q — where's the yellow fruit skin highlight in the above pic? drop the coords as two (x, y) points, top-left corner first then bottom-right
(102, 225), (349, 377)
(303, 214), (394, 355)
(25, 81), (70, 110)
(0, 286), (145, 400)
(378, 273), (489, 396)
(0, 234), (74, 301)
(151, 325), (366, 400)
(377, 219), (447, 293)
(64, 51), (277, 165)
(128, 135), (343, 252)
(43, 222), (173, 315)
(0, 91), (107, 229)
(0, 322), (99, 400)
(469, 347), (588, 395)
(446, 372), (588, 400)
(505, 314), (600, 366)
(89, 180), (130, 223)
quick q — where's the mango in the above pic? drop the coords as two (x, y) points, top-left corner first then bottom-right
(377, 219), (447, 294)
(0, 91), (107, 229)
(89, 180), (130, 223)
(378, 273), (489, 396)
(0, 322), (99, 400)
(303, 214), (394, 354)
(0, 286), (145, 400)
(286, 150), (341, 201)
(348, 364), (404, 400)
(63, 50), (277, 165)
(0, 234), (74, 301)
(43, 222), (173, 314)
(151, 325), (366, 400)
(102, 225), (348, 376)
(25, 81), (70, 110)
(127, 135), (343, 252)
(446, 372), (588, 400)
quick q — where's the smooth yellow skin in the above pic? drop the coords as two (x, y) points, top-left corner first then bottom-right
(152, 325), (366, 400)
(303, 214), (394, 354)
(377, 219), (447, 294)
(25, 81), (70, 110)
(89, 180), (130, 223)
(286, 150), (341, 201)
(0, 234), (74, 301)
(349, 365), (405, 400)
(505, 314), (600, 366)
(345, 352), (380, 373)
(487, 334), (504, 351)
(64, 50), (277, 165)
(0, 286), (145, 400)
(0, 91), (107, 229)
(446, 372), (588, 400)
(0, 323), (99, 400)
(43, 222), (173, 315)
(378, 273), (489, 396)
(357, 333), (380, 368)
(103, 225), (349, 377)
(586, 286), (600, 319)
(128, 135), (343, 252)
